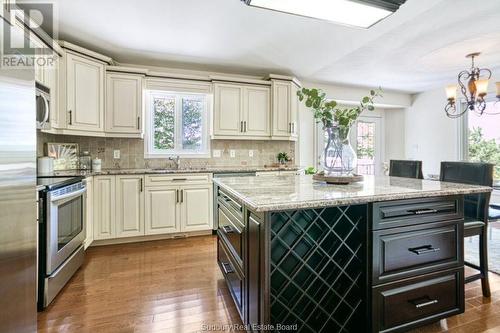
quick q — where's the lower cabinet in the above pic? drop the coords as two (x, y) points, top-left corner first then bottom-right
(93, 174), (213, 242)
(145, 186), (180, 234)
(84, 176), (94, 249)
(145, 176), (213, 234)
(93, 175), (116, 240)
(115, 175), (144, 237)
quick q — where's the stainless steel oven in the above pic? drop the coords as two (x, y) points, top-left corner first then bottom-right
(46, 181), (86, 273)
(38, 177), (86, 309)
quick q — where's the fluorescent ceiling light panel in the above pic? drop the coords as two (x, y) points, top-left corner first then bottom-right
(245, 0), (397, 28)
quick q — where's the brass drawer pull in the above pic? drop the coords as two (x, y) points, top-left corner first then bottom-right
(409, 297), (438, 309)
(408, 245), (441, 255)
(172, 178), (188, 181)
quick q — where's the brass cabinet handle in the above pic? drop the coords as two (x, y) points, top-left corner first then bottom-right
(140, 178), (143, 192)
(68, 110), (72, 125)
(137, 116), (140, 130)
(172, 178), (187, 181)
(244, 121), (247, 132)
(240, 121), (243, 132)
(180, 189), (183, 203)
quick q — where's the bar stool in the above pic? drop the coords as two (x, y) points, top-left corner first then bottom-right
(440, 161), (494, 297)
(389, 160), (423, 179)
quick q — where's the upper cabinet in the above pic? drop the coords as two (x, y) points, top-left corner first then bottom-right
(105, 72), (144, 137)
(213, 82), (271, 139)
(271, 79), (299, 141)
(65, 51), (105, 132)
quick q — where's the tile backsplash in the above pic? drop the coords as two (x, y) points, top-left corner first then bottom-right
(37, 131), (295, 169)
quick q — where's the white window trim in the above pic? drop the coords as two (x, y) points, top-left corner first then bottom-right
(144, 90), (211, 159)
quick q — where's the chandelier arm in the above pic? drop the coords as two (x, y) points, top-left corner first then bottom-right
(457, 70), (473, 106)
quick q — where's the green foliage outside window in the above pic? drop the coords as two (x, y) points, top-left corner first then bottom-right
(153, 98), (175, 150)
(468, 127), (500, 180)
(182, 98), (203, 150)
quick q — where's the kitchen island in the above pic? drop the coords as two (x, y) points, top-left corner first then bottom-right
(212, 175), (492, 333)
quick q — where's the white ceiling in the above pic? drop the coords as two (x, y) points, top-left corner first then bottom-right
(41, 0), (500, 93)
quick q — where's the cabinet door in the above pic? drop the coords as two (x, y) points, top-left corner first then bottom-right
(105, 73), (143, 134)
(272, 81), (291, 138)
(213, 83), (243, 136)
(93, 176), (116, 240)
(243, 86), (270, 137)
(290, 83), (299, 138)
(180, 185), (213, 232)
(66, 52), (105, 131)
(84, 177), (93, 249)
(116, 176), (144, 238)
(145, 186), (180, 234)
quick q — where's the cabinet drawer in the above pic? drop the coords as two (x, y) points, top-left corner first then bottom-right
(218, 239), (244, 317)
(373, 196), (463, 230)
(372, 268), (464, 332)
(145, 173), (211, 186)
(373, 221), (463, 284)
(218, 205), (244, 266)
(218, 188), (243, 221)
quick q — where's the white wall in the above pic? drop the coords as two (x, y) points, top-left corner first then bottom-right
(384, 109), (406, 162)
(405, 88), (460, 176)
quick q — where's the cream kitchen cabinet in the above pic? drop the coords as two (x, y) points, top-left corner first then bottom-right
(145, 174), (213, 235)
(213, 83), (271, 139)
(65, 51), (105, 132)
(271, 79), (299, 140)
(84, 176), (94, 249)
(105, 72), (144, 136)
(145, 186), (180, 235)
(181, 185), (213, 232)
(93, 176), (116, 240)
(115, 175), (144, 237)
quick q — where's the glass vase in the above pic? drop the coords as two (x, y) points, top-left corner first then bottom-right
(321, 125), (357, 176)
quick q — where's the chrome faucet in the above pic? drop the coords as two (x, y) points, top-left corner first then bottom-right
(169, 155), (181, 169)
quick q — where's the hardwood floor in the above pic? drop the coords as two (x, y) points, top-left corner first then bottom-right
(38, 235), (500, 333)
(37, 235), (241, 333)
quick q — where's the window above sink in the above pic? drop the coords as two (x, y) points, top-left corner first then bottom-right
(144, 90), (211, 158)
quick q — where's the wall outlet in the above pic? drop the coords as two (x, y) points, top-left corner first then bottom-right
(230, 150), (236, 158)
(248, 150), (254, 158)
(113, 150), (120, 159)
(212, 149), (221, 158)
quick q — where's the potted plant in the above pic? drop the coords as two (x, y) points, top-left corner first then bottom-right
(277, 152), (290, 165)
(297, 87), (381, 176)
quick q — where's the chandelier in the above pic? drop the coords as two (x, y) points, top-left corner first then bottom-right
(444, 53), (500, 118)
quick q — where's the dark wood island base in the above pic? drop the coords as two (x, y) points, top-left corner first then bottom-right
(215, 185), (466, 332)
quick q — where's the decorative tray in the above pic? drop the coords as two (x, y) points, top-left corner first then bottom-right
(313, 171), (364, 185)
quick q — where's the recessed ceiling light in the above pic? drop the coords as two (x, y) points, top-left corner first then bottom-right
(241, 0), (406, 28)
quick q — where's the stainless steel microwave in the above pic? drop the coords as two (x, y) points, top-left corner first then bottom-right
(36, 82), (51, 130)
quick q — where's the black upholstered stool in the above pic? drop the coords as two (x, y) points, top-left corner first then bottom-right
(440, 161), (494, 297)
(389, 160), (423, 179)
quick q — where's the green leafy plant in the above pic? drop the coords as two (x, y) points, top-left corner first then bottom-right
(297, 87), (382, 138)
(468, 127), (500, 180)
(277, 152), (290, 164)
(304, 166), (316, 175)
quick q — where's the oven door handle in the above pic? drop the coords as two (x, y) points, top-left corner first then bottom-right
(50, 187), (87, 203)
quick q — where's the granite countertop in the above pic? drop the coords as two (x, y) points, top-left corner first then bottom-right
(213, 175), (493, 212)
(43, 165), (302, 177)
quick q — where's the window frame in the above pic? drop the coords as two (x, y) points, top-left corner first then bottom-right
(144, 90), (211, 159)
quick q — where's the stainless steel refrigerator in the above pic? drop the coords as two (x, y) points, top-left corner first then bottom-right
(0, 44), (37, 332)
